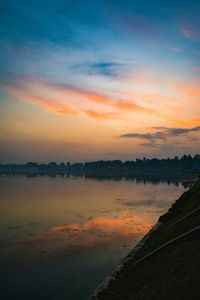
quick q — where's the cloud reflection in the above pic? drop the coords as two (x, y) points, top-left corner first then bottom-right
(1, 213), (152, 264)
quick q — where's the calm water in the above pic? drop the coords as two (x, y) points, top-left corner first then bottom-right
(0, 176), (186, 300)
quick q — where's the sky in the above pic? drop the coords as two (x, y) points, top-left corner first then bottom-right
(0, 0), (200, 163)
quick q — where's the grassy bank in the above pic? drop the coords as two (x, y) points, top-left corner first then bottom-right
(91, 179), (200, 300)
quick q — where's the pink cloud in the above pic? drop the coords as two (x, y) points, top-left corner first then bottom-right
(180, 20), (199, 40)
(1, 76), (157, 121)
(1, 73), (199, 127)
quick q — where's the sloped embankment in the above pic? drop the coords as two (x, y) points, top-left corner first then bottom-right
(91, 179), (200, 300)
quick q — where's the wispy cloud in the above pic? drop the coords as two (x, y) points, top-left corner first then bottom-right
(83, 109), (122, 120)
(119, 126), (200, 149)
(180, 20), (199, 40)
(1, 0), (200, 161)
(120, 132), (166, 141)
(71, 61), (125, 78)
(153, 126), (200, 136)
(1, 76), (156, 120)
(172, 78), (200, 99)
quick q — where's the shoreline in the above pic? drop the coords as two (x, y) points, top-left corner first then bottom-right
(90, 221), (162, 299)
(90, 178), (200, 299)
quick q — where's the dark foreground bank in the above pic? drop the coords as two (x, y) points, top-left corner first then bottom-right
(91, 179), (200, 300)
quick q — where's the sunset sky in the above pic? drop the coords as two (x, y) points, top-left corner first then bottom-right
(0, 0), (200, 162)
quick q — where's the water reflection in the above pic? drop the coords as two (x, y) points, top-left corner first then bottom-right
(1, 172), (193, 187)
(0, 176), (187, 300)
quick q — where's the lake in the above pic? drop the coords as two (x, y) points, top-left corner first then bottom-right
(0, 175), (187, 300)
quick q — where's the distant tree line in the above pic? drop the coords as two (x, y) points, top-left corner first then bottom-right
(0, 155), (200, 176)
(84, 155), (200, 171)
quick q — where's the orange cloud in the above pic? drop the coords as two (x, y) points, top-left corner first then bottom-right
(170, 118), (200, 127)
(78, 89), (155, 114)
(2, 83), (79, 116)
(1, 77), (158, 121)
(83, 109), (123, 120)
(114, 100), (155, 114)
(2, 74), (199, 127)
(172, 78), (200, 99)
